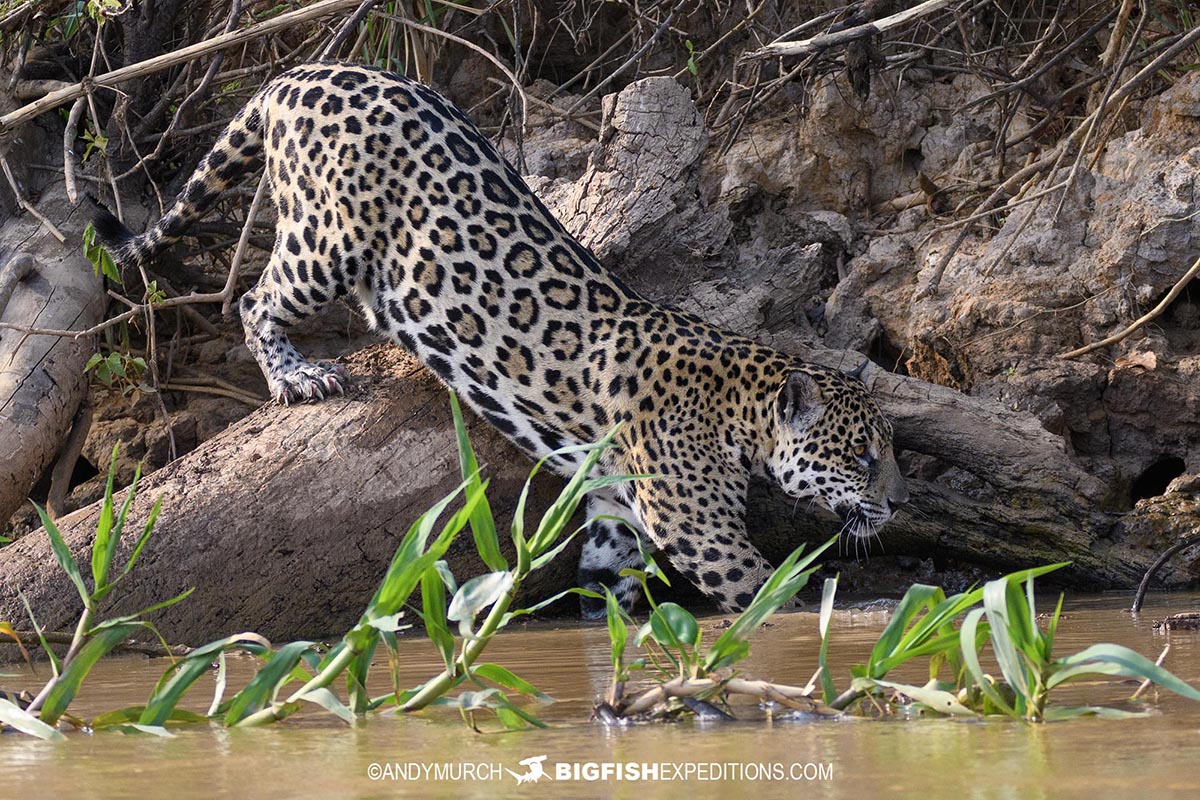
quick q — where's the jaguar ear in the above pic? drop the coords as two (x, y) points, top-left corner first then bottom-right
(846, 358), (870, 383)
(777, 371), (822, 429)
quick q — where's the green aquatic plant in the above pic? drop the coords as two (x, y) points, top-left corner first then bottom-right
(0, 445), (182, 739)
(848, 566), (1200, 721)
(121, 393), (636, 732)
(391, 394), (641, 729)
(599, 537), (836, 717)
(0, 393), (633, 736)
(831, 563), (1068, 710)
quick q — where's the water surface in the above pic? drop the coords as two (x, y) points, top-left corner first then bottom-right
(3, 592), (1199, 799)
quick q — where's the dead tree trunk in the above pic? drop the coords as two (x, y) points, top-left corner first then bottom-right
(0, 346), (577, 645)
(0, 186), (105, 525)
(2, 338), (1194, 647)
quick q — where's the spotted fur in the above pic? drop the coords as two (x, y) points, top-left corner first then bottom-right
(93, 62), (908, 617)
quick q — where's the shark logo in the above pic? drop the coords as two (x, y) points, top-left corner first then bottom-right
(507, 755), (550, 785)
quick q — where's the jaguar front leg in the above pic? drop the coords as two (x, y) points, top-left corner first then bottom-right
(578, 493), (647, 619)
(631, 470), (777, 614)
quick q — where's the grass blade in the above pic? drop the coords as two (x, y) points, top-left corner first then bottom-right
(421, 564), (454, 671)
(31, 501), (89, 608)
(959, 608), (1016, 717)
(818, 576), (838, 704)
(224, 640), (316, 726)
(472, 663), (550, 701)
(449, 392), (506, 571)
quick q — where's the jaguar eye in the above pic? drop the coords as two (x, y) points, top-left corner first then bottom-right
(852, 444), (867, 458)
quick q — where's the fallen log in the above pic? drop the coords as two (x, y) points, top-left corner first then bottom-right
(0, 184), (105, 525)
(3, 335), (1195, 648)
(0, 346), (581, 645)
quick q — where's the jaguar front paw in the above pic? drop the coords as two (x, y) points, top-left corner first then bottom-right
(273, 362), (348, 405)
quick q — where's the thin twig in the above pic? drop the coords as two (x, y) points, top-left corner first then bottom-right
(162, 382), (264, 406)
(565, 0), (689, 116)
(1059, 253), (1200, 359)
(1051, 1), (1147, 224)
(1131, 644), (1170, 700)
(0, 0), (366, 136)
(917, 149), (1061, 296)
(321, 0), (384, 60)
(744, 0), (955, 60)
(485, 78), (600, 133)
(0, 157), (66, 242)
(5, 629), (193, 658)
(1131, 532), (1200, 613)
(114, 0), (246, 182)
(372, 10), (528, 128)
(224, 172), (270, 317)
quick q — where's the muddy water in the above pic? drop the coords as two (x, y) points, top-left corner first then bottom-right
(3, 592), (1200, 799)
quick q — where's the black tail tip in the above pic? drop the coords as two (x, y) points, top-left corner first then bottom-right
(87, 194), (135, 249)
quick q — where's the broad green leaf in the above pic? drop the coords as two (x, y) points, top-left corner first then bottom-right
(703, 536), (834, 672)
(959, 608), (1015, 717)
(818, 576), (838, 704)
(649, 602), (699, 649)
(225, 640), (316, 726)
(117, 495), (164, 584)
(347, 637), (379, 715)
(0, 697), (66, 740)
(92, 706), (206, 729)
(472, 663), (550, 701)
(867, 583), (940, 676)
(983, 577), (1030, 703)
(31, 501), (89, 607)
(361, 477), (484, 628)
(111, 723), (175, 737)
(448, 571), (513, 637)
(605, 588), (628, 676)
(503, 587), (600, 622)
(18, 589), (61, 676)
(421, 565), (454, 671)
(1049, 644), (1200, 699)
(91, 445), (122, 593)
(529, 524), (585, 571)
(298, 687), (356, 724)
(1041, 705), (1146, 721)
(142, 633), (271, 726)
(493, 696), (547, 729)
(40, 621), (142, 724)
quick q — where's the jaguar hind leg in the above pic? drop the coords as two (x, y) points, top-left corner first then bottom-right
(238, 249), (347, 405)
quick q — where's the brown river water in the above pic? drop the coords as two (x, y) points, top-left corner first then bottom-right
(3, 591), (1200, 799)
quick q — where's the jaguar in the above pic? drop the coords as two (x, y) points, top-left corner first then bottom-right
(94, 62), (908, 617)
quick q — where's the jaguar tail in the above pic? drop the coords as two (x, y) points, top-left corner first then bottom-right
(91, 91), (268, 270)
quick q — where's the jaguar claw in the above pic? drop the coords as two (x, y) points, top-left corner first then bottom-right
(273, 362), (348, 405)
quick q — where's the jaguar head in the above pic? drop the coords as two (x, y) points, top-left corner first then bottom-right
(766, 363), (908, 540)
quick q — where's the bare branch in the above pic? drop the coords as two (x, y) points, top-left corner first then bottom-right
(1058, 253), (1200, 360)
(0, 0), (366, 136)
(744, 0), (955, 61)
